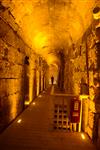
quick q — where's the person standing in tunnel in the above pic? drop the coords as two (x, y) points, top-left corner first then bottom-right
(51, 76), (54, 85)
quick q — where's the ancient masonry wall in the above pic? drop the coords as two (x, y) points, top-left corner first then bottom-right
(0, 17), (26, 131)
(0, 11), (49, 131)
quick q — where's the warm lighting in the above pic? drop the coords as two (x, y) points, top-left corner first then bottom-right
(2, 0), (95, 62)
(81, 133), (85, 140)
(34, 32), (47, 49)
(29, 68), (34, 103)
(17, 119), (22, 123)
(32, 102), (36, 105)
(51, 85), (54, 95)
(38, 95), (42, 98)
(45, 54), (59, 66)
(80, 95), (89, 99)
(93, 7), (100, 19)
(25, 101), (30, 105)
(36, 70), (39, 96)
(9, 96), (17, 119)
(93, 12), (100, 20)
(48, 64), (59, 85)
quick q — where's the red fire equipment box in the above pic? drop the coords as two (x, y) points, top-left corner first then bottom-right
(70, 97), (81, 123)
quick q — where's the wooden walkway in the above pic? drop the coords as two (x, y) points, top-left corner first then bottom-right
(0, 86), (96, 150)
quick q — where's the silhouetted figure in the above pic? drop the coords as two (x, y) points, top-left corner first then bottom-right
(51, 76), (54, 85)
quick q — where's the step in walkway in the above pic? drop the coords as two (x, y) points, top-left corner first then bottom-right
(0, 86), (96, 150)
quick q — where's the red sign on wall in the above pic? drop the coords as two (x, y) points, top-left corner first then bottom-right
(70, 98), (81, 123)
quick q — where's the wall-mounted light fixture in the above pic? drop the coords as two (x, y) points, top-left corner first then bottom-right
(93, 7), (100, 20)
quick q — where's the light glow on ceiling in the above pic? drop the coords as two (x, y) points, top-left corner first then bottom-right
(1, 0), (96, 65)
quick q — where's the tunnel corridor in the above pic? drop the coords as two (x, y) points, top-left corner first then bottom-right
(0, 0), (100, 149)
(0, 86), (97, 150)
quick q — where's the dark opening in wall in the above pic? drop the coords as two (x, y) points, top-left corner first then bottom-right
(24, 56), (29, 65)
(93, 7), (100, 14)
(95, 42), (100, 70)
(96, 27), (100, 39)
(0, 2), (6, 12)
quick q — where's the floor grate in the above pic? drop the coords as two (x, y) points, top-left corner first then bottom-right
(53, 104), (70, 131)
(53, 104), (79, 132)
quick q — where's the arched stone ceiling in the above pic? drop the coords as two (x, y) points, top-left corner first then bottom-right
(1, 0), (97, 65)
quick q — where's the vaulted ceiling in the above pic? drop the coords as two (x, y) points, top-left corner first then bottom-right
(1, 0), (98, 65)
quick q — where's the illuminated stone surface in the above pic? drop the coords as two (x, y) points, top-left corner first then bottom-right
(0, 0), (100, 148)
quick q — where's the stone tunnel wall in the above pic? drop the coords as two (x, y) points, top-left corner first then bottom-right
(64, 22), (100, 144)
(64, 26), (98, 97)
(64, 40), (88, 95)
(0, 18), (26, 131)
(0, 13), (49, 132)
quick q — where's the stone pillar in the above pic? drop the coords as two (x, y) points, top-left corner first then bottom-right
(24, 56), (29, 105)
(57, 52), (65, 91)
(81, 98), (89, 131)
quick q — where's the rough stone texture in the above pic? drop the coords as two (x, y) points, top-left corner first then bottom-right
(63, 22), (100, 145)
(0, 13), (49, 132)
(64, 40), (88, 95)
(0, 18), (26, 131)
(64, 59), (74, 94)
(0, 0), (100, 147)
